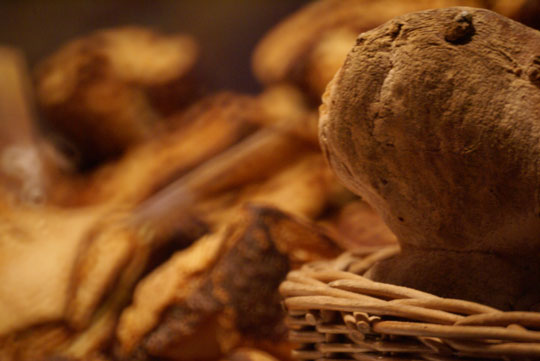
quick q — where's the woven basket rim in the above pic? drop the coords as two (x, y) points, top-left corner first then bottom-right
(280, 245), (540, 360)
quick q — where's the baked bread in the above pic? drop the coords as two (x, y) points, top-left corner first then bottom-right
(35, 27), (198, 166)
(320, 7), (540, 310)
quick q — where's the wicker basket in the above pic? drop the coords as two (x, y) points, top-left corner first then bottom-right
(280, 245), (540, 361)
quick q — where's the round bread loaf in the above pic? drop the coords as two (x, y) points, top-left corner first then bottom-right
(320, 7), (540, 310)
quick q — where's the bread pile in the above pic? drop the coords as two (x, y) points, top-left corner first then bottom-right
(0, 1), (537, 360)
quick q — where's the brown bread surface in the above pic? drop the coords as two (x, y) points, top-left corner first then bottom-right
(320, 7), (540, 310)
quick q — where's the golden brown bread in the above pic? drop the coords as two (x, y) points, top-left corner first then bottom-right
(115, 205), (341, 361)
(0, 203), (154, 360)
(50, 93), (263, 207)
(319, 7), (540, 310)
(0, 90), (342, 361)
(34, 26), (198, 166)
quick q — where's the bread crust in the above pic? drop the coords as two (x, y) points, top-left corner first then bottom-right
(320, 7), (540, 309)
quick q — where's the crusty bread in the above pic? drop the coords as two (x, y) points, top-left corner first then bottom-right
(35, 27), (198, 166)
(320, 7), (540, 310)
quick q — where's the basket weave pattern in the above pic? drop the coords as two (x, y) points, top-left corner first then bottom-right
(280, 246), (540, 360)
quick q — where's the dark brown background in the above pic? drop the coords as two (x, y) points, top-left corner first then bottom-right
(0, 0), (311, 93)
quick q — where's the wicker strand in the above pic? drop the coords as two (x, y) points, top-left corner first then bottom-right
(456, 312), (540, 328)
(371, 321), (540, 342)
(286, 296), (463, 324)
(390, 298), (499, 316)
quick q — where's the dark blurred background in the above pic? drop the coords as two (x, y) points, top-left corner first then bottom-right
(0, 0), (311, 94)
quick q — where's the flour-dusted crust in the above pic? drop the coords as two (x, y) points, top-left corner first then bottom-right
(320, 7), (540, 310)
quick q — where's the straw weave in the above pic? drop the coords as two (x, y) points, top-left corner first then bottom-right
(280, 246), (540, 360)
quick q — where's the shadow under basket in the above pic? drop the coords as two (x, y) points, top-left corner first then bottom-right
(279, 245), (540, 361)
